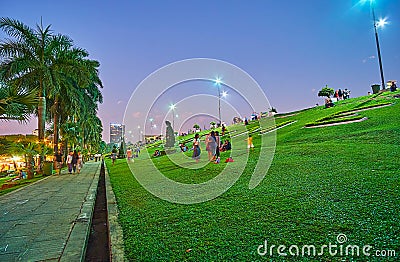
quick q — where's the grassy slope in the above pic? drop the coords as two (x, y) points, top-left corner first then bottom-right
(107, 92), (400, 261)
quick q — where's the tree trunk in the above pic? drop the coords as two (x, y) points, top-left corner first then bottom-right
(38, 96), (46, 141)
(53, 98), (59, 169)
(38, 96), (46, 171)
(26, 155), (34, 179)
(53, 98), (59, 153)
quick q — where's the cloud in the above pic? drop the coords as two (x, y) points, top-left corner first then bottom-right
(363, 55), (376, 63)
(131, 111), (142, 118)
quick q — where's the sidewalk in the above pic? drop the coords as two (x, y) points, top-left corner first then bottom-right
(0, 160), (102, 261)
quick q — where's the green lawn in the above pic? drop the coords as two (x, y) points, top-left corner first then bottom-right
(107, 91), (400, 261)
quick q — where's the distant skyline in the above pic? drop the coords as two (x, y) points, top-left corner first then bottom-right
(1, 0), (399, 142)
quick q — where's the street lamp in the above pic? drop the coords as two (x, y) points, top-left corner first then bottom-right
(169, 104), (176, 132)
(214, 78), (223, 126)
(369, 1), (387, 90)
(137, 125), (141, 143)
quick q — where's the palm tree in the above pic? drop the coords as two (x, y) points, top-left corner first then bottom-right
(48, 47), (103, 154)
(0, 18), (76, 142)
(0, 18), (104, 168)
(16, 142), (37, 179)
(0, 82), (37, 121)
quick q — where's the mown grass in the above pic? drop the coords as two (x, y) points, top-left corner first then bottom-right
(107, 91), (400, 261)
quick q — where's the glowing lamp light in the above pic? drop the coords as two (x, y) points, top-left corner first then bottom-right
(221, 91), (228, 98)
(376, 17), (388, 28)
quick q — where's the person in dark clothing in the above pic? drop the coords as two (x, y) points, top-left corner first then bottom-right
(221, 140), (231, 151)
(390, 81), (397, 92)
(72, 150), (79, 174)
(338, 89), (343, 100)
(54, 150), (63, 175)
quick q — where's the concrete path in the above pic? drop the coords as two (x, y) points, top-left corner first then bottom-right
(0, 161), (102, 261)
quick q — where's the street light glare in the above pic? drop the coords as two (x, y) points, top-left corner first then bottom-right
(214, 77), (222, 85)
(359, 0), (375, 5)
(169, 104), (176, 110)
(376, 17), (388, 28)
(222, 91), (228, 97)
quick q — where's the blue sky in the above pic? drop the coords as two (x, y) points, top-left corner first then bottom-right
(1, 0), (399, 142)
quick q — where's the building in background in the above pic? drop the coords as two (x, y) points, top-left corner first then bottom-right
(110, 123), (125, 145)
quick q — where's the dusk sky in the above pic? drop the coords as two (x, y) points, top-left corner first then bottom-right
(1, 0), (399, 142)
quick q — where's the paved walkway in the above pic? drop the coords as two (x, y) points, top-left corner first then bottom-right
(0, 161), (102, 261)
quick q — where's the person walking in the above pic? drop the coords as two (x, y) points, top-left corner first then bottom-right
(192, 133), (201, 163)
(72, 150), (79, 174)
(54, 150), (63, 175)
(214, 131), (221, 163)
(111, 146), (117, 166)
(207, 131), (217, 161)
(77, 151), (83, 174)
(66, 151), (73, 174)
(127, 148), (132, 161)
(246, 135), (254, 151)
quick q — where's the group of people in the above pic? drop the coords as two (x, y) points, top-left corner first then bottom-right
(53, 150), (83, 175)
(334, 88), (351, 100)
(324, 98), (335, 108)
(126, 147), (140, 161)
(191, 131), (232, 163)
(64, 150), (83, 174)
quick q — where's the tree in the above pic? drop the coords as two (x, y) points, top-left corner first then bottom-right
(15, 142), (37, 179)
(48, 49), (103, 154)
(118, 137), (126, 158)
(0, 18), (68, 142)
(0, 83), (37, 121)
(318, 85), (334, 98)
(269, 107), (278, 113)
(193, 124), (200, 131)
(210, 121), (216, 129)
(1, 18), (104, 170)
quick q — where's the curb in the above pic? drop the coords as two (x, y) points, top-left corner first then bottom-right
(60, 162), (101, 261)
(104, 163), (126, 261)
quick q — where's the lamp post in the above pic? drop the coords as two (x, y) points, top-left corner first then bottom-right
(370, 2), (387, 90)
(214, 78), (228, 127)
(215, 78), (222, 127)
(137, 125), (141, 143)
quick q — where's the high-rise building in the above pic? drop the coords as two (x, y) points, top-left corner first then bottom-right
(110, 123), (125, 145)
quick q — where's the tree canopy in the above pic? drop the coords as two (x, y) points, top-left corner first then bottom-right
(318, 85), (334, 98)
(0, 17), (104, 168)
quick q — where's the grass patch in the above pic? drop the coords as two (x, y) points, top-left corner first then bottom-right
(107, 91), (400, 261)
